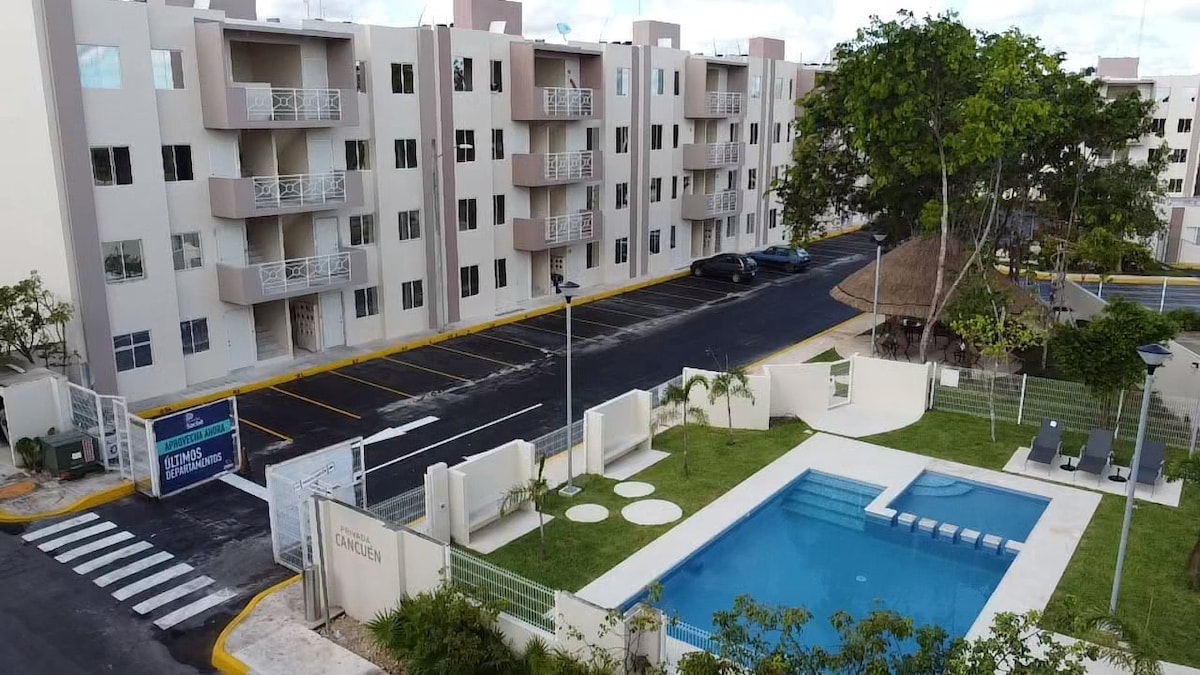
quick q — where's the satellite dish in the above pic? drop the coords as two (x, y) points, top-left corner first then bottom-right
(557, 23), (571, 43)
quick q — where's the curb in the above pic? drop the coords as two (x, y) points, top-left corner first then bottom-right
(996, 267), (1200, 287)
(212, 574), (302, 675)
(746, 313), (869, 370)
(0, 481), (135, 525)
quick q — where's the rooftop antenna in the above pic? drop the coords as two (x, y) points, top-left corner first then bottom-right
(598, 16), (611, 42)
(1135, 0), (1148, 58)
(556, 22), (571, 44)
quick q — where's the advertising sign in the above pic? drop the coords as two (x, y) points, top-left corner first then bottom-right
(152, 398), (240, 496)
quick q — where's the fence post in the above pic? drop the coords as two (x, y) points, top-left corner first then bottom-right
(1190, 399), (1200, 456)
(1017, 374), (1027, 425)
(1160, 277), (1168, 313)
(1113, 391), (1126, 440)
(928, 363), (938, 410)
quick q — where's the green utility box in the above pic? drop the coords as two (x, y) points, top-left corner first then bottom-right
(39, 430), (103, 479)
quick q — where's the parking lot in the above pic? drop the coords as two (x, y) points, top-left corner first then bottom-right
(1078, 280), (1200, 313)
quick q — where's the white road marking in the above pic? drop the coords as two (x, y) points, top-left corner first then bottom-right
(366, 404), (543, 474)
(72, 541), (154, 575)
(218, 473), (268, 501)
(37, 522), (117, 551)
(153, 588), (238, 630)
(54, 531), (135, 563)
(364, 415), (440, 445)
(94, 551), (174, 588)
(131, 576), (214, 614)
(21, 512), (99, 541)
(111, 563), (192, 601)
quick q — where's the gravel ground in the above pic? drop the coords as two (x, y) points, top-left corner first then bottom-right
(327, 615), (404, 674)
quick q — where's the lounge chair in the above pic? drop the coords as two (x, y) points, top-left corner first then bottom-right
(1025, 420), (1063, 471)
(1135, 439), (1167, 492)
(1075, 429), (1114, 483)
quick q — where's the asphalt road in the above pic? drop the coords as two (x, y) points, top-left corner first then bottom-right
(1078, 281), (1200, 313)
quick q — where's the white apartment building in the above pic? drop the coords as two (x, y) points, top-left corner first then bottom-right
(1093, 57), (1200, 264)
(1, 0), (805, 402)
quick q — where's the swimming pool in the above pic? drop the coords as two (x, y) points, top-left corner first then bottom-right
(888, 471), (1049, 542)
(646, 471), (1046, 652)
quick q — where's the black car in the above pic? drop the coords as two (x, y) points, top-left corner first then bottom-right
(690, 253), (758, 283)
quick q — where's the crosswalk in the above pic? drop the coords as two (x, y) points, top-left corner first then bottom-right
(21, 512), (239, 630)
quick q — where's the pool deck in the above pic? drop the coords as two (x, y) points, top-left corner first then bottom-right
(576, 432), (1101, 643)
(1004, 446), (1183, 507)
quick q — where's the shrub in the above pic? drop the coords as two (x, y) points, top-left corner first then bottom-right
(15, 437), (42, 472)
(1167, 308), (1200, 333)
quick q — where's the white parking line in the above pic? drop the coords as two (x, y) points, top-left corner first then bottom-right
(218, 473), (268, 501)
(54, 531), (136, 563)
(37, 522), (117, 551)
(21, 512), (99, 541)
(367, 403), (543, 474)
(132, 576), (214, 614)
(94, 551), (174, 588)
(72, 541), (154, 575)
(153, 588), (238, 630)
(111, 563), (193, 601)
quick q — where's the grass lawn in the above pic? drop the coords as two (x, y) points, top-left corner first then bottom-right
(805, 347), (843, 363)
(484, 420), (813, 591)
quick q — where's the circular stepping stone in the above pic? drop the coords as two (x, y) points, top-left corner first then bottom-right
(565, 503), (609, 523)
(613, 481), (655, 498)
(622, 499), (683, 526)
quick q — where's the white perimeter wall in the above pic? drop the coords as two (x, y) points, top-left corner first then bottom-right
(763, 362), (830, 419)
(682, 367), (771, 430)
(849, 356), (931, 419)
(447, 439), (535, 544)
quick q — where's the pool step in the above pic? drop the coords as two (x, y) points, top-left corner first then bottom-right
(887, 512), (1021, 557)
(904, 482), (975, 498)
(779, 473), (882, 532)
(781, 500), (865, 531)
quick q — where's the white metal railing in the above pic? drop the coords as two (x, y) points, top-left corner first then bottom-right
(252, 172), (346, 209)
(665, 621), (723, 665)
(705, 142), (742, 166)
(544, 211), (595, 245)
(544, 151), (594, 181)
(707, 91), (743, 115)
(705, 190), (739, 215)
(543, 87), (594, 116)
(257, 251), (353, 296)
(245, 87), (342, 122)
(448, 548), (556, 632)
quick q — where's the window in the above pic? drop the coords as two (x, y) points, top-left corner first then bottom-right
(453, 57), (473, 92)
(113, 330), (152, 372)
(649, 229), (661, 254)
(1171, 148), (1189, 163)
(491, 128), (504, 160)
(773, 122), (782, 143)
(401, 280), (424, 310)
(616, 67), (631, 96)
(651, 124), (663, 150)
(671, 176), (678, 199)
(669, 225), (677, 249)
(398, 210), (421, 240)
(490, 60), (503, 92)
(773, 165), (782, 182)
(673, 70), (680, 95)
(586, 127), (599, 152)
(726, 170), (736, 190)
(355, 287), (379, 317)
(1168, 178), (1184, 193)
(748, 168), (757, 190)
(749, 123), (759, 145)
(1148, 147), (1161, 163)
(750, 75), (762, 98)
(355, 61), (367, 92)
(180, 318), (209, 356)
(774, 77), (784, 99)
(161, 145), (193, 181)
(460, 265), (480, 297)
(586, 242), (599, 269)
(614, 237), (629, 264)
(455, 130), (476, 162)
(725, 217), (736, 237)
(103, 239), (144, 283)
(171, 232), (202, 271)
(345, 140), (370, 170)
(395, 139), (418, 168)
(1157, 86), (1171, 104)
(391, 63), (415, 94)
(650, 177), (662, 203)
(615, 126), (629, 154)
(457, 198), (478, 231)
(768, 208), (778, 229)
(672, 124), (680, 149)
(492, 194), (506, 225)
(615, 182), (629, 209)
(786, 122), (793, 142)
(91, 146), (132, 186)
(729, 122), (741, 141)
(151, 49), (183, 90)
(1180, 118), (1194, 134)
(494, 258), (508, 288)
(77, 45), (121, 89)
(745, 212), (756, 233)
(652, 68), (664, 95)
(586, 184), (601, 211)
(1149, 118), (1167, 135)
(350, 215), (375, 245)
(788, 78), (794, 99)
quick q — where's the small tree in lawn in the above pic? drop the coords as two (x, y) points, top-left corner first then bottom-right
(707, 367), (755, 445)
(501, 454), (550, 559)
(0, 273), (74, 370)
(659, 374), (710, 478)
(952, 305), (1045, 442)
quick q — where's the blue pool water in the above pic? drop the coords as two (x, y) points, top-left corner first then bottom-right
(888, 472), (1049, 542)
(645, 471), (1045, 652)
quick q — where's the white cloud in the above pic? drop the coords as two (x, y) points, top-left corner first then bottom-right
(259, 0), (1200, 74)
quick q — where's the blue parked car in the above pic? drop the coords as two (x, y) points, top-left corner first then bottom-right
(747, 245), (811, 273)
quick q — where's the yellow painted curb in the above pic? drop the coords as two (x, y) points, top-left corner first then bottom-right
(212, 574), (302, 675)
(746, 313), (869, 370)
(0, 481), (135, 525)
(996, 266), (1200, 287)
(809, 225), (864, 244)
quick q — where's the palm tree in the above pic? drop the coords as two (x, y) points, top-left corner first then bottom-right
(659, 374), (710, 478)
(501, 454), (550, 559)
(708, 366), (756, 445)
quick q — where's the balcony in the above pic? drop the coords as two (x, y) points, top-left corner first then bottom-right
(513, 211), (603, 252)
(682, 142), (745, 170)
(512, 151), (600, 187)
(204, 85), (360, 129)
(217, 249), (368, 305)
(208, 171), (364, 219)
(512, 87), (596, 121)
(682, 190), (740, 220)
(684, 91), (744, 119)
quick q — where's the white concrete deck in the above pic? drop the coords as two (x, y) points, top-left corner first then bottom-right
(1003, 447), (1183, 507)
(603, 448), (669, 480)
(463, 511), (553, 554)
(801, 403), (924, 438)
(564, 504), (609, 523)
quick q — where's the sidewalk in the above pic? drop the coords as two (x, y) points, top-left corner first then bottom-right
(746, 313), (880, 373)
(0, 450), (133, 524)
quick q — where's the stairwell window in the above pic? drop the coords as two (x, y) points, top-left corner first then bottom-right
(586, 242), (598, 268)
(395, 139), (418, 168)
(769, 208), (778, 229)
(670, 225), (677, 249)
(355, 61), (367, 92)
(652, 68), (665, 95)
(614, 237), (629, 264)
(616, 67), (631, 96)
(77, 45), (121, 89)
(616, 126), (629, 154)
(673, 124), (679, 149)
(350, 215), (375, 245)
(103, 239), (145, 283)
(651, 124), (663, 150)
(1151, 118), (1166, 135)
(1168, 178), (1184, 193)
(171, 232), (202, 270)
(746, 212), (756, 233)
(345, 140), (370, 170)
(460, 265), (480, 297)
(490, 60), (503, 92)
(749, 123), (759, 145)
(750, 75), (762, 99)
(615, 182), (629, 209)
(453, 57), (473, 92)
(113, 330), (152, 372)
(493, 194), (506, 225)
(180, 318), (209, 355)
(458, 198), (478, 231)
(402, 280), (424, 310)
(391, 63), (415, 94)
(494, 258), (508, 289)
(650, 177), (662, 203)
(748, 168), (757, 190)
(355, 287), (379, 317)
(455, 130), (476, 162)
(1180, 118), (1194, 133)
(398, 210), (421, 240)
(161, 145), (193, 181)
(673, 70), (680, 95)
(492, 129), (505, 160)
(151, 49), (184, 89)
(92, 146), (132, 186)
(1171, 148), (1188, 163)
(649, 229), (661, 254)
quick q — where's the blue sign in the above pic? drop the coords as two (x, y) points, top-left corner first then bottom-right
(153, 399), (239, 495)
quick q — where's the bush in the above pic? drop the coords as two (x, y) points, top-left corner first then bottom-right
(15, 437), (42, 472)
(1167, 308), (1200, 333)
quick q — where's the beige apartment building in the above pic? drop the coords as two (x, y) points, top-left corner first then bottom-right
(1, 0), (811, 402)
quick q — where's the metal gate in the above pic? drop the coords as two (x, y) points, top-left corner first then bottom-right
(828, 359), (853, 409)
(126, 414), (158, 496)
(267, 438), (366, 572)
(99, 395), (130, 479)
(66, 383), (117, 471)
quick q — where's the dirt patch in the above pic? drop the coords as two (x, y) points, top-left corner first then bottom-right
(327, 615), (405, 674)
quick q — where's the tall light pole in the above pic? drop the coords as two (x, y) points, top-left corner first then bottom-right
(870, 233), (887, 355)
(1110, 342), (1172, 612)
(429, 140), (474, 332)
(559, 280), (582, 497)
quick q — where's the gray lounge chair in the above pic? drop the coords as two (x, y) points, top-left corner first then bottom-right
(1135, 439), (1167, 491)
(1026, 420), (1063, 471)
(1075, 429), (1114, 483)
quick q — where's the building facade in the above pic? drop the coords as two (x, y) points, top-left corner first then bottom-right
(2, 0), (809, 402)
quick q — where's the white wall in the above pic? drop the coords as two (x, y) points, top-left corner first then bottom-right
(682, 367), (771, 430)
(583, 388), (651, 474)
(319, 499), (405, 622)
(763, 363), (830, 419)
(399, 528), (445, 597)
(849, 356), (931, 419)
(447, 439), (535, 544)
(3, 372), (69, 458)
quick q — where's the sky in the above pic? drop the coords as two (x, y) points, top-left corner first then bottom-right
(260, 0), (1200, 75)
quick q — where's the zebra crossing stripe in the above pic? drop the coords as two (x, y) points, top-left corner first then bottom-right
(94, 551), (174, 588)
(72, 541), (154, 575)
(153, 589), (239, 630)
(37, 522), (117, 551)
(111, 563), (192, 601)
(54, 531), (135, 563)
(132, 576), (214, 615)
(21, 512), (99, 541)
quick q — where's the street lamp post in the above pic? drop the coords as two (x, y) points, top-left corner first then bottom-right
(1109, 343), (1172, 612)
(429, 140), (474, 332)
(870, 233), (887, 355)
(559, 281), (582, 497)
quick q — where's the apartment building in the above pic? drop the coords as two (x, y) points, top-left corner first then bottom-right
(1, 0), (805, 402)
(1093, 57), (1200, 264)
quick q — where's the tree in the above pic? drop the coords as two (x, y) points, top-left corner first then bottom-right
(501, 454), (551, 559)
(0, 273), (74, 369)
(707, 367), (755, 445)
(659, 375), (710, 478)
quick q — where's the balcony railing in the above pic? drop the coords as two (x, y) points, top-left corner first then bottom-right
(706, 91), (743, 116)
(683, 189), (739, 219)
(258, 252), (354, 296)
(245, 87), (342, 122)
(253, 172), (346, 210)
(707, 142), (742, 165)
(543, 87), (594, 117)
(546, 212), (595, 245)
(545, 151), (594, 181)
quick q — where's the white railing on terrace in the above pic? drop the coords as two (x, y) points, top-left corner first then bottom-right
(706, 91), (743, 115)
(544, 211), (595, 245)
(252, 172), (346, 209)
(704, 190), (739, 215)
(544, 151), (594, 181)
(706, 142), (742, 166)
(665, 621), (724, 665)
(257, 251), (353, 296)
(245, 87), (342, 122)
(543, 87), (594, 116)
